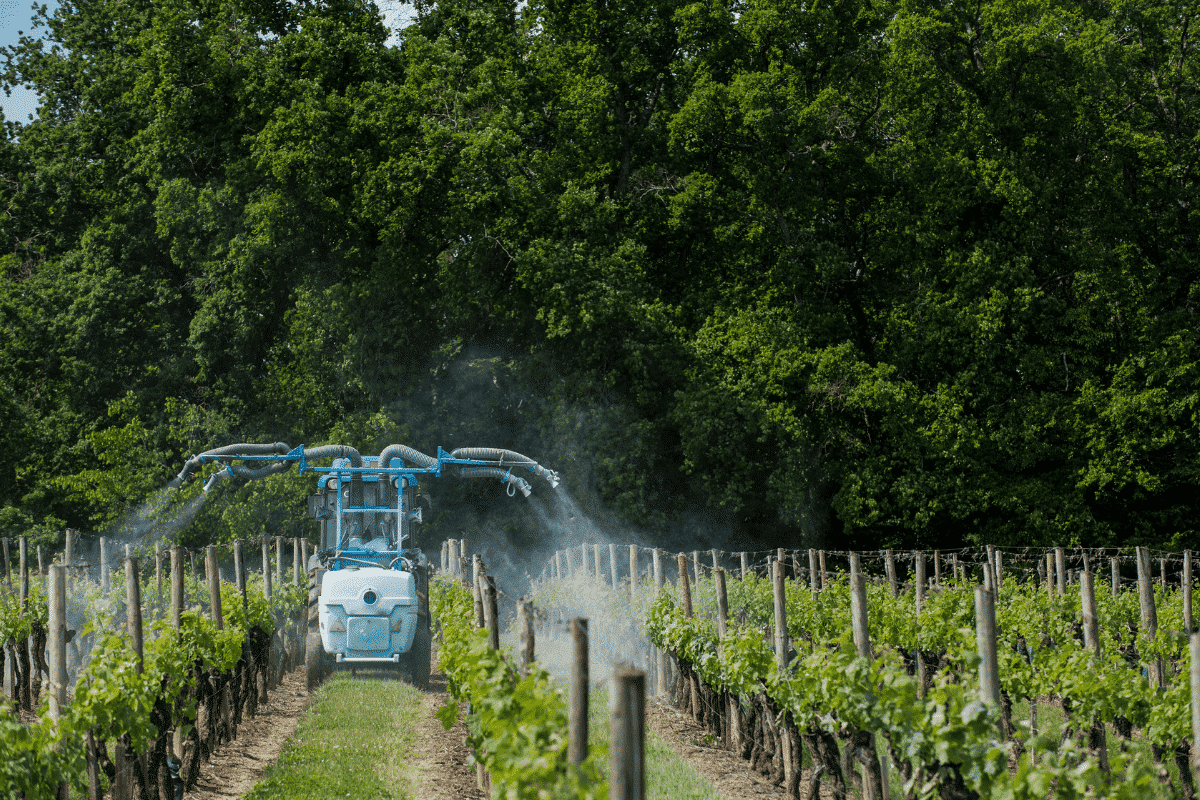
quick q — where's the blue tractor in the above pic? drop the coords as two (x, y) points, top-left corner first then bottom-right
(175, 443), (559, 689)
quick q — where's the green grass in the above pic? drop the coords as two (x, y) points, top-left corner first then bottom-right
(586, 686), (723, 800)
(242, 671), (424, 800)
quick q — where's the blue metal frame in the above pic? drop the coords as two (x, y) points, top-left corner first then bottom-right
(193, 445), (525, 571)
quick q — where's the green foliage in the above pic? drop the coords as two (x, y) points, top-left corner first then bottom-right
(1, 0), (1198, 551)
(431, 576), (608, 799)
(646, 567), (1182, 798)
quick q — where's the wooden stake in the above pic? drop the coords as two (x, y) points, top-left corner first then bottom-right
(1055, 547), (1066, 597)
(1111, 556), (1120, 600)
(98, 536), (108, 595)
(677, 554), (692, 617)
(569, 618), (589, 766)
(518, 599), (534, 678)
(772, 559), (789, 670)
(234, 540), (248, 617)
(610, 543), (619, 589)
(171, 546), (185, 628)
(261, 536), (273, 603)
(48, 564), (67, 719)
(609, 665), (646, 800)
(629, 545), (638, 603)
(933, 550), (941, 586)
(206, 545), (223, 630)
(1185, 550), (1193, 635)
(808, 548), (819, 594)
(885, 549), (897, 597)
(849, 554), (871, 660)
(1190, 633), (1200, 788)
(975, 587), (1001, 730)
(740, 552), (748, 581)
(275, 535), (284, 587)
(483, 576), (499, 651)
(654, 549), (666, 697)
(293, 537), (302, 587)
(693, 550), (701, 587)
(126, 557), (143, 673)
(18, 536), (28, 607)
(1137, 546), (1162, 687)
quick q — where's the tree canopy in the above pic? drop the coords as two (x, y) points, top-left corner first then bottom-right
(1, 0), (1197, 554)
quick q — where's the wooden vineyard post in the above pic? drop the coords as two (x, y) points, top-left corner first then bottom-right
(610, 543), (619, 589)
(653, 549), (666, 697)
(1161, 557), (1168, 591)
(48, 564), (67, 800)
(975, 587), (1001, 723)
(849, 554), (871, 660)
(629, 545), (638, 603)
(98, 536), (108, 594)
(126, 557), (144, 672)
(518, 599), (535, 678)
(19, 534), (29, 710)
(171, 546), (185, 628)
(740, 552), (748, 581)
(995, 549), (1004, 590)
(472, 555), (485, 629)
(448, 539), (459, 578)
(809, 548), (819, 594)
(1186, 550), (1193, 635)
(715, 568), (739, 752)
(609, 665), (646, 800)
(155, 542), (164, 608)
(595, 544), (604, 582)
(693, 550), (702, 587)
(951, 553), (959, 583)
(569, 618), (589, 767)
(207, 545), (223, 630)
(819, 550), (827, 590)
(915, 552), (926, 696)
(885, 549), (897, 597)
(234, 540), (248, 617)
(984, 545), (997, 594)
(715, 568), (728, 647)
(848, 553), (883, 799)
(1046, 553), (1056, 599)
(2, 536), (10, 593)
(1055, 547), (1067, 597)
(678, 553), (698, 716)
(18, 535), (28, 603)
(1111, 556), (1120, 600)
(441, 541), (447, 573)
(1080, 569), (1109, 772)
(189, 549), (198, 585)
(791, 551), (801, 583)
(483, 575), (500, 651)
(677, 554), (693, 617)
(713, 548), (721, 578)
(37, 545), (44, 589)
(1190, 633), (1200, 789)
(261, 536), (273, 603)
(293, 537), (302, 587)
(771, 557), (796, 790)
(1137, 546), (1162, 687)
(772, 558), (789, 669)
(933, 550), (941, 586)
(275, 536), (284, 588)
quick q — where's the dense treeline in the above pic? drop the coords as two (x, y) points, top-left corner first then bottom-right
(0, 0), (1196, 554)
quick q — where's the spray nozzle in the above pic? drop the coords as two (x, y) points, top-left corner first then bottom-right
(203, 467), (232, 493)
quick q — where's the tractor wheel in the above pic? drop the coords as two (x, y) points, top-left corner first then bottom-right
(410, 617), (431, 690)
(305, 631), (325, 692)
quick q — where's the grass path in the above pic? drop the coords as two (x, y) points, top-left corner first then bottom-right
(242, 673), (424, 800)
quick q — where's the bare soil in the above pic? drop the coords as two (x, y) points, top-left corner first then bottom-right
(644, 699), (802, 800)
(188, 651), (811, 800)
(186, 667), (310, 800)
(413, 664), (487, 800)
